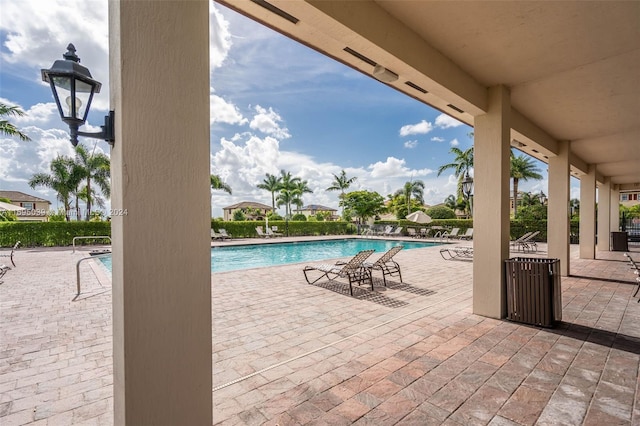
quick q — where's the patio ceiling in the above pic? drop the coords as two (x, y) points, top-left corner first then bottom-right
(216, 0), (640, 187)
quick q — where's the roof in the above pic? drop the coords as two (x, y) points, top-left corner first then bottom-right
(223, 201), (273, 210)
(300, 204), (337, 212)
(0, 190), (51, 204)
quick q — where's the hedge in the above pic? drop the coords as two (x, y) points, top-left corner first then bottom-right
(211, 220), (355, 238)
(0, 221), (111, 247)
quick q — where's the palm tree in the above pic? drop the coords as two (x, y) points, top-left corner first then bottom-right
(444, 194), (458, 211)
(292, 179), (313, 212)
(0, 103), (31, 141)
(327, 170), (357, 216)
(394, 180), (425, 216)
(29, 156), (81, 221)
(257, 173), (281, 210)
(74, 144), (111, 220)
(510, 153), (542, 216)
(210, 174), (232, 194)
(277, 170), (300, 217)
(437, 146), (474, 200)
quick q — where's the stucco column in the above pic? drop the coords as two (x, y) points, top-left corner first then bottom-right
(610, 185), (620, 231)
(473, 85), (511, 319)
(579, 165), (596, 258)
(597, 177), (611, 251)
(547, 141), (570, 276)
(109, 1), (212, 425)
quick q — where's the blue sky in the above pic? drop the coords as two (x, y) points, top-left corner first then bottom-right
(0, 1), (556, 218)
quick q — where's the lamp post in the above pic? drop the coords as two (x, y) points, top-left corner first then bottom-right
(537, 191), (547, 205)
(41, 44), (114, 146)
(461, 173), (474, 218)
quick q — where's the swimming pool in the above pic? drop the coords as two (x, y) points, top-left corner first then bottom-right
(98, 238), (443, 273)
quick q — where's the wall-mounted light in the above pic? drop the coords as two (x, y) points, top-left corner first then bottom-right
(41, 44), (114, 147)
(462, 172), (474, 218)
(373, 65), (398, 83)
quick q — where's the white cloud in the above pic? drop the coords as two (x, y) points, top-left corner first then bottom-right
(403, 140), (418, 149)
(368, 157), (433, 178)
(210, 91), (248, 125)
(399, 120), (433, 137)
(210, 6), (233, 70)
(435, 113), (463, 129)
(249, 105), (290, 139)
(431, 136), (445, 143)
(450, 138), (460, 146)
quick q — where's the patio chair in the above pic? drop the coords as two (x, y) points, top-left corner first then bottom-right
(255, 226), (269, 238)
(512, 231), (540, 253)
(443, 228), (460, 240)
(440, 246), (474, 261)
(389, 226), (403, 237)
(459, 228), (474, 240)
(407, 228), (418, 238)
(266, 227), (283, 237)
(510, 231), (533, 250)
(217, 229), (232, 240)
(624, 253), (640, 299)
(211, 229), (223, 240)
(0, 264), (10, 284)
(363, 245), (403, 286)
(303, 249), (375, 296)
(381, 225), (395, 236)
(0, 241), (20, 267)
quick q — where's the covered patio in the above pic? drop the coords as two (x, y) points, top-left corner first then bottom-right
(0, 241), (638, 424)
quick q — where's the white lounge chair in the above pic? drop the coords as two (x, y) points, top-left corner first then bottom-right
(0, 264), (10, 284)
(217, 229), (232, 240)
(443, 228), (460, 240)
(0, 241), (20, 267)
(266, 227), (283, 237)
(459, 228), (474, 240)
(255, 226), (269, 238)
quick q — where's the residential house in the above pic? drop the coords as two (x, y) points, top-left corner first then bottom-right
(297, 204), (337, 220)
(0, 190), (51, 222)
(222, 201), (273, 221)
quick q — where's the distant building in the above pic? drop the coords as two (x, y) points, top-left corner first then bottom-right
(620, 190), (640, 208)
(222, 201), (273, 221)
(297, 204), (338, 220)
(0, 190), (51, 222)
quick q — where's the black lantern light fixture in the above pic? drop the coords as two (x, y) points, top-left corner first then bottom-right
(537, 191), (547, 205)
(41, 44), (114, 147)
(461, 172), (474, 218)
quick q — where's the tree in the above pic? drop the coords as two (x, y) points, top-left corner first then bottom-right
(257, 173), (281, 210)
(510, 153), (542, 216)
(394, 180), (425, 216)
(276, 170), (300, 217)
(426, 205), (457, 219)
(327, 170), (357, 216)
(74, 144), (111, 220)
(291, 179), (313, 212)
(210, 174), (232, 194)
(437, 146), (474, 215)
(29, 156), (81, 221)
(340, 190), (385, 224)
(0, 103), (31, 141)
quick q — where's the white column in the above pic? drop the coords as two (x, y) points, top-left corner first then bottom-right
(109, 1), (212, 424)
(547, 141), (570, 276)
(597, 177), (611, 252)
(611, 185), (620, 232)
(580, 166), (596, 258)
(473, 85), (511, 319)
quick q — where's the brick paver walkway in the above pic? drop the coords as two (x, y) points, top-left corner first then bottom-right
(1, 239), (639, 425)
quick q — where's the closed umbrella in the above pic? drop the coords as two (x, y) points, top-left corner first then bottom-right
(0, 201), (26, 212)
(406, 210), (432, 224)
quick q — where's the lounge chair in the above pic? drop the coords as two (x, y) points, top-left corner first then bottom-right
(211, 229), (223, 240)
(266, 227), (283, 237)
(443, 228), (460, 240)
(407, 228), (418, 238)
(363, 245), (403, 286)
(389, 226), (403, 237)
(510, 231), (533, 249)
(303, 249), (375, 296)
(440, 246), (474, 261)
(255, 226), (269, 238)
(459, 228), (474, 240)
(624, 253), (640, 300)
(0, 264), (10, 284)
(381, 225), (394, 236)
(0, 241), (20, 267)
(512, 231), (540, 253)
(217, 229), (232, 240)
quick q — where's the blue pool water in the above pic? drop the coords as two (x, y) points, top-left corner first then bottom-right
(98, 238), (442, 273)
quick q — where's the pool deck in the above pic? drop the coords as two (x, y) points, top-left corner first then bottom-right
(1, 237), (639, 425)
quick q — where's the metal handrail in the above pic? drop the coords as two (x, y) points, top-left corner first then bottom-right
(75, 253), (111, 300)
(72, 236), (111, 253)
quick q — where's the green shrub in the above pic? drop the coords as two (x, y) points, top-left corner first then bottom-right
(425, 205), (457, 219)
(291, 213), (307, 221)
(0, 221), (111, 247)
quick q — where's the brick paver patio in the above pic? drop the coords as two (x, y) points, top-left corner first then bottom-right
(1, 238), (639, 425)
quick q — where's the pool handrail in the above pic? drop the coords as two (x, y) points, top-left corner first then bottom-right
(72, 236), (111, 253)
(75, 253), (111, 300)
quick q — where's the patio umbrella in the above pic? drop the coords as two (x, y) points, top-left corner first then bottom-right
(406, 210), (432, 224)
(0, 201), (26, 212)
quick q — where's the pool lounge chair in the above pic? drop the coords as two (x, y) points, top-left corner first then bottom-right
(0, 241), (20, 267)
(407, 228), (418, 238)
(363, 245), (403, 286)
(512, 230), (540, 253)
(0, 264), (10, 284)
(255, 226), (269, 238)
(303, 249), (375, 296)
(266, 227), (283, 237)
(211, 229), (223, 240)
(388, 226), (403, 237)
(443, 228), (460, 240)
(440, 246), (474, 261)
(217, 229), (232, 240)
(459, 228), (474, 240)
